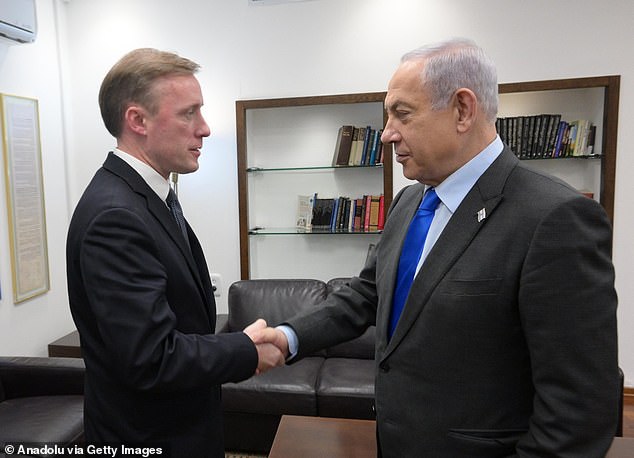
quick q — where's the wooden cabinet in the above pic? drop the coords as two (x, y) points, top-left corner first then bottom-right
(236, 92), (391, 280)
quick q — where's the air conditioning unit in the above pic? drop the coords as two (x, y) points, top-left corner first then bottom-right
(0, 0), (37, 44)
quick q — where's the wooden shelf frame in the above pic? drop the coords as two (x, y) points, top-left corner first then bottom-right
(236, 92), (391, 279)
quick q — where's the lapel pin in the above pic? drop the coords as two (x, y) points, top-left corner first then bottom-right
(477, 208), (486, 222)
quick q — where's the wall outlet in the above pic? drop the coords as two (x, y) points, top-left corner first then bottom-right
(210, 273), (222, 297)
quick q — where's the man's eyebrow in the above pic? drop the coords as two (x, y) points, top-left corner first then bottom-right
(385, 99), (414, 111)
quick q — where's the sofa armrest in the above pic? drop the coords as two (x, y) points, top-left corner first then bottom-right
(0, 356), (85, 399)
(216, 313), (230, 333)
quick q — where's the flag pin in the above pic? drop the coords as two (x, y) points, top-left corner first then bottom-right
(477, 208), (486, 222)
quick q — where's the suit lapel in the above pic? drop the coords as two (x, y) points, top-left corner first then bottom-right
(102, 153), (214, 315)
(381, 148), (518, 359)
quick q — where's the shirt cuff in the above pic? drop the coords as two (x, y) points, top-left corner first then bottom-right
(276, 324), (299, 360)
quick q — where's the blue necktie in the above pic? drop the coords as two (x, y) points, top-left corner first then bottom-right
(388, 188), (441, 338)
(166, 188), (191, 250)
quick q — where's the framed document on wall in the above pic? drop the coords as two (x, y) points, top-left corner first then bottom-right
(0, 94), (50, 303)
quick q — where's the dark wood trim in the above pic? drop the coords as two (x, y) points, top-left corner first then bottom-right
(237, 92), (387, 110)
(498, 76), (620, 223)
(625, 387), (634, 403)
(498, 75), (620, 94)
(236, 100), (250, 280)
(236, 92), (390, 280)
(601, 75), (620, 223)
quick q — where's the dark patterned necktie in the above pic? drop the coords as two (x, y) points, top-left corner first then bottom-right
(388, 188), (441, 338)
(166, 188), (190, 248)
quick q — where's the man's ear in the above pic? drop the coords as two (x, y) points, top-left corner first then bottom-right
(124, 105), (148, 136)
(454, 88), (477, 133)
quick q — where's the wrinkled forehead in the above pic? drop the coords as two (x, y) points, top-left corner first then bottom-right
(385, 60), (428, 109)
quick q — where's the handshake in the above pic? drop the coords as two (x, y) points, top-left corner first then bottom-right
(243, 319), (290, 375)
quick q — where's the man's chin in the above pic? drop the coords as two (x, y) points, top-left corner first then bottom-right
(178, 163), (200, 175)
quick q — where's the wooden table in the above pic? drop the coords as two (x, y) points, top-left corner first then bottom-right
(269, 415), (634, 458)
(269, 415), (376, 458)
(48, 330), (81, 358)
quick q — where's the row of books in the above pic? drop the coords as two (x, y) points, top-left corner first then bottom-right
(331, 125), (384, 167)
(496, 114), (597, 159)
(297, 194), (385, 233)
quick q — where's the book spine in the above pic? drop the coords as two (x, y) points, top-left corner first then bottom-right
(363, 195), (372, 232)
(378, 195), (385, 231)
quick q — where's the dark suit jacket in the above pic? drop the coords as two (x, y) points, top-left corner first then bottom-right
(286, 147), (619, 457)
(67, 153), (257, 457)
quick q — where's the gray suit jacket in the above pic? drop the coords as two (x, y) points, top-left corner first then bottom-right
(286, 147), (619, 457)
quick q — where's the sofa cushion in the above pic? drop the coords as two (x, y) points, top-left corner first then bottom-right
(228, 279), (328, 331)
(222, 357), (324, 416)
(0, 395), (84, 446)
(317, 358), (375, 420)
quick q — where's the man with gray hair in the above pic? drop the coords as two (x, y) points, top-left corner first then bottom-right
(266, 38), (619, 456)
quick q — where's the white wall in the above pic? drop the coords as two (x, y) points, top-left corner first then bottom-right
(2, 0), (633, 387)
(0, 0), (75, 355)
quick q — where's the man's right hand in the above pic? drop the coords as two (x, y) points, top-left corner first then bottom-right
(243, 319), (288, 374)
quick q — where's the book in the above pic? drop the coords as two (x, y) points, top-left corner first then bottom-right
(368, 129), (382, 165)
(330, 198), (341, 232)
(348, 199), (355, 232)
(369, 195), (381, 231)
(552, 121), (567, 157)
(377, 195), (385, 231)
(363, 195), (372, 232)
(586, 124), (596, 155)
(332, 125), (354, 166)
(544, 114), (561, 157)
(342, 198), (351, 232)
(350, 127), (360, 165)
(311, 197), (335, 232)
(357, 126), (372, 165)
(347, 128), (360, 166)
(353, 198), (363, 232)
(296, 195), (314, 230)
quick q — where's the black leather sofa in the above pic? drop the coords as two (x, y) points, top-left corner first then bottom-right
(0, 356), (85, 454)
(219, 278), (376, 453)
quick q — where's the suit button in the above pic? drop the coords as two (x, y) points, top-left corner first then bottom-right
(379, 362), (390, 372)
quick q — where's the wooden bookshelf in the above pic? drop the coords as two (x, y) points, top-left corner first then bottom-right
(236, 92), (391, 280)
(498, 75), (619, 222)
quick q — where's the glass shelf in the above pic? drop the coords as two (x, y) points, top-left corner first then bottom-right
(246, 163), (384, 173)
(249, 227), (383, 235)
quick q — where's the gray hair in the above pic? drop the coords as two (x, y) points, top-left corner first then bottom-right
(402, 38), (498, 122)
